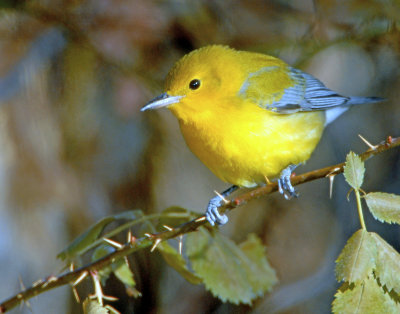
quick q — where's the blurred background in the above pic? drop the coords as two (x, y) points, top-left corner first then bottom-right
(0, 0), (399, 313)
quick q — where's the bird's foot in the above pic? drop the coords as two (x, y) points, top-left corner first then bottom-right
(278, 164), (299, 200)
(205, 185), (238, 226)
(205, 196), (229, 226)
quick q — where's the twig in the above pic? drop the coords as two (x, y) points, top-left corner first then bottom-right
(0, 135), (399, 313)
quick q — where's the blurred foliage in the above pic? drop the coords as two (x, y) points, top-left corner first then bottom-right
(334, 152), (400, 313)
(0, 0), (399, 313)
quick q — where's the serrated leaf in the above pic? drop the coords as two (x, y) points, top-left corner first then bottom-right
(186, 229), (277, 305)
(239, 234), (278, 293)
(157, 241), (202, 285)
(83, 298), (110, 314)
(370, 233), (400, 295)
(365, 192), (400, 224)
(113, 261), (136, 287)
(335, 229), (377, 283)
(57, 210), (143, 261)
(91, 243), (141, 297)
(343, 151), (365, 189)
(114, 259), (142, 298)
(332, 277), (400, 314)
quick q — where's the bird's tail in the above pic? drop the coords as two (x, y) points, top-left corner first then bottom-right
(346, 96), (384, 106)
(325, 96), (384, 125)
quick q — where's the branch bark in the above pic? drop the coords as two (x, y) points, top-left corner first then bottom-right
(1, 136), (399, 313)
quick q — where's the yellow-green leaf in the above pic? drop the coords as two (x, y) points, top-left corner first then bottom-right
(371, 233), (400, 295)
(157, 241), (202, 285)
(57, 216), (115, 261)
(239, 234), (278, 294)
(113, 261), (136, 288)
(186, 228), (277, 305)
(57, 210), (143, 261)
(332, 277), (400, 314)
(335, 229), (377, 283)
(343, 151), (365, 189)
(365, 192), (400, 224)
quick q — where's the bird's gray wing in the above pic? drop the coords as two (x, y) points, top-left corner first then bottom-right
(238, 66), (350, 114)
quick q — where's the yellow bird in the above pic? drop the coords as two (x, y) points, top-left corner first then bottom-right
(142, 45), (382, 226)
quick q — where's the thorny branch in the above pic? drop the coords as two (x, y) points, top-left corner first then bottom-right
(1, 135), (399, 313)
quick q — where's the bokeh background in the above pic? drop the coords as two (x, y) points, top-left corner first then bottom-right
(0, 0), (399, 313)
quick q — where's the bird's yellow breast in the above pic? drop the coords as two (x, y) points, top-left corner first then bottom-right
(176, 98), (325, 187)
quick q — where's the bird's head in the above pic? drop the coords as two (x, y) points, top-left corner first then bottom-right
(141, 45), (243, 121)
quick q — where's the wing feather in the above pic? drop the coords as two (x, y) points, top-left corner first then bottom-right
(238, 66), (351, 114)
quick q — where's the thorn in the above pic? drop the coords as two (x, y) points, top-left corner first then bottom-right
(102, 295), (119, 301)
(178, 235), (183, 255)
(90, 271), (119, 306)
(124, 256), (130, 267)
(32, 279), (44, 287)
(127, 230), (132, 243)
(214, 190), (229, 204)
(326, 167), (341, 176)
(386, 135), (393, 145)
(70, 263), (75, 272)
(358, 134), (377, 150)
(327, 174), (336, 199)
(18, 276), (26, 291)
(73, 271), (89, 286)
(18, 276), (32, 311)
(42, 276), (58, 288)
(150, 238), (162, 252)
(264, 175), (272, 185)
(195, 216), (206, 222)
(103, 237), (123, 249)
(163, 225), (173, 231)
(144, 233), (152, 238)
(72, 285), (81, 303)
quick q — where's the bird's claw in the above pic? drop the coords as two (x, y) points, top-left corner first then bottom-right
(278, 164), (299, 199)
(205, 195), (229, 226)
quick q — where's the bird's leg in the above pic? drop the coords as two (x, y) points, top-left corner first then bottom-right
(206, 185), (239, 226)
(278, 164), (299, 199)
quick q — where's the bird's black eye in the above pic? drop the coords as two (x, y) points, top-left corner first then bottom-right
(189, 79), (201, 90)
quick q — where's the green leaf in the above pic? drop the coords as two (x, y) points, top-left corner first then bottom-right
(82, 298), (110, 314)
(91, 244), (115, 284)
(365, 192), (400, 224)
(332, 277), (400, 314)
(156, 206), (195, 230)
(186, 229), (277, 305)
(57, 210), (143, 261)
(239, 234), (278, 293)
(343, 151), (365, 189)
(113, 261), (136, 287)
(57, 216), (115, 261)
(113, 259), (142, 298)
(335, 229), (377, 283)
(157, 241), (202, 285)
(91, 243), (141, 297)
(371, 233), (400, 295)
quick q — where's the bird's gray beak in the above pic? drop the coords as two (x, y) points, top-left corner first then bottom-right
(141, 93), (184, 111)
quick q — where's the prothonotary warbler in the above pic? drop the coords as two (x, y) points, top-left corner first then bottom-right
(142, 45), (383, 226)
